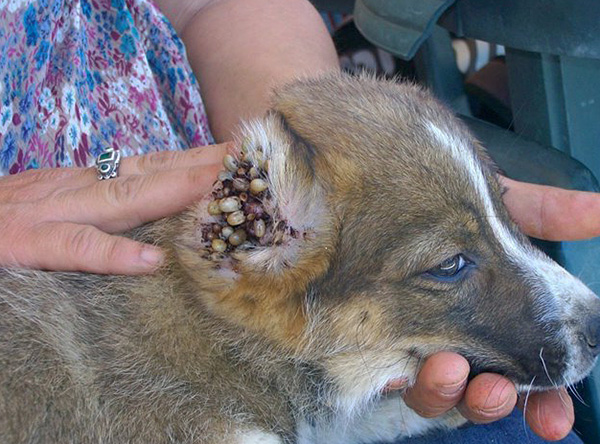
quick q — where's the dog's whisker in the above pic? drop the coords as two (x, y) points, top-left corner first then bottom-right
(402, 353), (418, 382)
(354, 319), (377, 394)
(538, 347), (571, 410)
(554, 385), (571, 410)
(538, 347), (575, 413)
(568, 383), (587, 406)
(396, 354), (412, 435)
(539, 348), (558, 389)
(522, 375), (536, 443)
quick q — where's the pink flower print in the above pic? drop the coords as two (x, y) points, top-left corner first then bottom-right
(74, 132), (89, 167)
(30, 132), (52, 167)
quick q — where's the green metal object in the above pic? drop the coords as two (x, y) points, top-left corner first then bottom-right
(413, 26), (470, 114)
(463, 116), (600, 283)
(353, 0), (456, 60)
(462, 115), (599, 191)
(439, 0), (600, 59)
(505, 50), (600, 182)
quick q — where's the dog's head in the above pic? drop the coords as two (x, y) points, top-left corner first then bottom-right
(177, 74), (600, 413)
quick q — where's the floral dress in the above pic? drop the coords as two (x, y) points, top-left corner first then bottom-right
(0, 0), (213, 175)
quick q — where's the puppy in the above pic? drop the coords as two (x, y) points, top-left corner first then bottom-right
(1, 73), (599, 444)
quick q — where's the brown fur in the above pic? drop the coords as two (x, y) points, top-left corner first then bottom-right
(1, 73), (598, 444)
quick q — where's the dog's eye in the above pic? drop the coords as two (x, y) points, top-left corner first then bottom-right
(427, 254), (468, 279)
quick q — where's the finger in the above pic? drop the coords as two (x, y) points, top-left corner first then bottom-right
(0, 143), (231, 202)
(13, 223), (164, 275)
(0, 168), (93, 202)
(78, 143), (231, 181)
(50, 162), (222, 233)
(457, 373), (517, 424)
(0, 167), (83, 190)
(522, 388), (574, 441)
(403, 352), (470, 418)
(120, 142), (231, 176)
(500, 176), (600, 241)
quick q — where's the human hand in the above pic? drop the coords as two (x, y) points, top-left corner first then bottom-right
(404, 176), (600, 441)
(0, 143), (230, 274)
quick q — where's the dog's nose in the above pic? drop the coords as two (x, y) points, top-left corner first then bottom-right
(583, 317), (600, 356)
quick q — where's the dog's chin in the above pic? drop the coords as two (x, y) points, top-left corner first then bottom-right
(515, 364), (594, 393)
(472, 355), (598, 394)
(557, 355), (599, 388)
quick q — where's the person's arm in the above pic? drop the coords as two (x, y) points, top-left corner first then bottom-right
(157, 0), (340, 141)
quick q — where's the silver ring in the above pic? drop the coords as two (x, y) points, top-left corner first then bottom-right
(96, 147), (121, 180)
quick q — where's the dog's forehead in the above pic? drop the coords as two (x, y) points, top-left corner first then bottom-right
(330, 84), (510, 253)
(356, 111), (491, 217)
(309, 77), (490, 194)
(275, 74), (498, 221)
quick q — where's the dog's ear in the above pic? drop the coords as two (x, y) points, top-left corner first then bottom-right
(233, 113), (334, 275)
(174, 112), (336, 342)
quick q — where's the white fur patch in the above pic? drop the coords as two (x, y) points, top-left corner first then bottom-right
(327, 353), (418, 419)
(235, 429), (283, 444)
(298, 394), (463, 444)
(426, 122), (598, 384)
(426, 122), (533, 262)
(425, 122), (590, 300)
(241, 118), (324, 232)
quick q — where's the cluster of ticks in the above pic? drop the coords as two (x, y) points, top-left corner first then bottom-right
(203, 151), (271, 256)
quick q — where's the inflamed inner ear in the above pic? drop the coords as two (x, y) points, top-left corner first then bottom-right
(175, 113), (336, 342)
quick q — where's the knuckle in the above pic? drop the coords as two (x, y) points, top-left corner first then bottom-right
(1, 168), (58, 186)
(14, 168), (48, 182)
(0, 185), (26, 203)
(135, 151), (180, 173)
(64, 226), (128, 269)
(1, 177), (43, 203)
(66, 226), (100, 259)
(0, 222), (29, 267)
(184, 164), (211, 186)
(102, 236), (125, 264)
(104, 175), (142, 207)
(7, 169), (37, 184)
(38, 167), (78, 181)
(1, 168), (84, 203)
(27, 167), (81, 183)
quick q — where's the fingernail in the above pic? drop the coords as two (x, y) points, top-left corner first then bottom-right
(439, 378), (468, 396)
(140, 247), (164, 269)
(384, 377), (409, 393)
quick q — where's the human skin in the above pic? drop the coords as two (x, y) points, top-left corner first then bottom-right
(1, 0), (597, 440)
(0, 143), (229, 273)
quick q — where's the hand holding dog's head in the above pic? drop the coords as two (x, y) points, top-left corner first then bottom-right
(177, 74), (600, 411)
